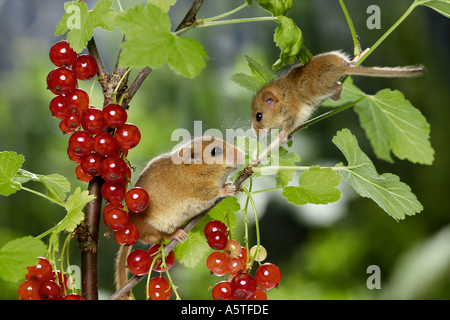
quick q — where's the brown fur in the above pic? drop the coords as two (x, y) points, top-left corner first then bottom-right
(252, 51), (424, 144)
(115, 136), (245, 295)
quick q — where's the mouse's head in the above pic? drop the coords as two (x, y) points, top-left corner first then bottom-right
(251, 88), (284, 138)
(176, 136), (245, 170)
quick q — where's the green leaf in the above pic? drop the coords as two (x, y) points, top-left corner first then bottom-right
(257, 0), (293, 16)
(419, 1), (450, 19)
(230, 55), (276, 91)
(0, 151), (24, 196)
(246, 55), (276, 86)
(56, 187), (95, 233)
(208, 197), (240, 231)
(148, 0), (177, 13)
(355, 89), (434, 164)
(282, 166), (342, 206)
(39, 174), (71, 202)
(261, 146), (301, 187)
(117, 3), (208, 78)
(230, 73), (262, 91)
(55, 0), (117, 53)
(167, 36), (208, 78)
(231, 56), (275, 91)
(0, 236), (47, 283)
(173, 218), (209, 268)
(273, 16), (303, 70)
(332, 129), (423, 220)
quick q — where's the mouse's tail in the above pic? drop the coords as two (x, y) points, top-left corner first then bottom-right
(115, 244), (132, 299)
(346, 65), (425, 78)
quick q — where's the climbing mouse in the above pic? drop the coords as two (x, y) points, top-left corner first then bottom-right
(251, 51), (424, 160)
(115, 136), (245, 291)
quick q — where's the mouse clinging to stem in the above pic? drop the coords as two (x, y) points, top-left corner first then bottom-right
(115, 136), (245, 292)
(251, 50), (425, 162)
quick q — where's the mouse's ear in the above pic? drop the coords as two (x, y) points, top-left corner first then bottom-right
(262, 90), (278, 108)
(178, 146), (202, 164)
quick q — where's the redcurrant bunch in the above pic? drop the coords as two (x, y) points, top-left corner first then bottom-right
(126, 244), (176, 299)
(205, 220), (281, 300)
(17, 257), (83, 300)
(46, 40), (147, 247)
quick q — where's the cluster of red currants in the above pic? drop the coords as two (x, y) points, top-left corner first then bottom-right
(18, 257), (83, 300)
(205, 220), (282, 300)
(126, 244), (175, 300)
(47, 40), (149, 247)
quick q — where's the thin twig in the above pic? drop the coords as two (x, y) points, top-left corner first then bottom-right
(175, 0), (204, 33)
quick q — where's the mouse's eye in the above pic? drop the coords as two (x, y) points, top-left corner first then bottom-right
(211, 146), (223, 157)
(256, 112), (263, 122)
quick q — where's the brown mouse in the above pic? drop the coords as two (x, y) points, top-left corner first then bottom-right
(115, 136), (245, 292)
(251, 51), (424, 161)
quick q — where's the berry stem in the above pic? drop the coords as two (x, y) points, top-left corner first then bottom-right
(241, 186), (261, 268)
(158, 244), (181, 300)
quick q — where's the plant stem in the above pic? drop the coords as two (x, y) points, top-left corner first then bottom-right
(339, 0), (360, 56)
(203, 3), (249, 23)
(355, 2), (418, 66)
(21, 186), (65, 208)
(241, 187), (260, 267)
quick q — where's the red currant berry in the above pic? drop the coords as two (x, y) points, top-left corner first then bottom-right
(114, 222), (139, 245)
(147, 244), (175, 272)
(81, 107), (105, 135)
(227, 257), (246, 276)
(212, 281), (237, 300)
(67, 147), (82, 163)
(149, 287), (167, 300)
(18, 280), (41, 300)
(26, 257), (52, 283)
(230, 272), (256, 300)
(75, 164), (93, 182)
(223, 240), (242, 259)
(101, 182), (126, 203)
(49, 41), (77, 67)
(204, 220), (227, 240)
(146, 277), (172, 300)
(80, 153), (103, 176)
(206, 251), (229, 276)
(68, 131), (93, 156)
(255, 263), (282, 290)
(51, 271), (70, 293)
(62, 293), (84, 300)
(102, 202), (124, 218)
(59, 119), (76, 134)
(47, 68), (77, 95)
(38, 280), (62, 300)
(64, 112), (81, 129)
(237, 247), (248, 265)
(49, 95), (69, 119)
(100, 156), (128, 183)
(125, 187), (149, 213)
(93, 132), (118, 156)
(65, 89), (89, 113)
(207, 231), (228, 250)
(102, 104), (127, 128)
(72, 54), (98, 80)
(247, 288), (267, 300)
(103, 207), (129, 231)
(115, 123), (141, 150)
(127, 249), (151, 276)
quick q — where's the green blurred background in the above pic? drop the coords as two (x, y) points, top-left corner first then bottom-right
(1, 0), (450, 300)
